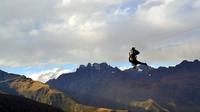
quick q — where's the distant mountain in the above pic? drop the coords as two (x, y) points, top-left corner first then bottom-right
(0, 92), (64, 112)
(27, 68), (70, 83)
(47, 60), (200, 112)
(0, 70), (124, 112)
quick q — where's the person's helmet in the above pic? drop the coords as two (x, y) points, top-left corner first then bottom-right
(131, 47), (135, 50)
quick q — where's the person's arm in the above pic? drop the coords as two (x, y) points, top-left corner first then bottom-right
(136, 50), (140, 54)
(134, 49), (140, 55)
(129, 52), (132, 62)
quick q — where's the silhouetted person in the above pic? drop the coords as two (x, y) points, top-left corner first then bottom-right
(129, 47), (147, 70)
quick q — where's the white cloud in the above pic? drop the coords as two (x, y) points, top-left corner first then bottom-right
(136, 0), (200, 28)
(26, 68), (71, 83)
(0, 0), (199, 67)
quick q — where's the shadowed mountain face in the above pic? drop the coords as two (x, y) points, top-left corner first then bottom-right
(47, 60), (200, 112)
(0, 92), (64, 112)
(0, 71), (123, 112)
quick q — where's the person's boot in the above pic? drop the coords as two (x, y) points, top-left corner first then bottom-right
(133, 66), (139, 71)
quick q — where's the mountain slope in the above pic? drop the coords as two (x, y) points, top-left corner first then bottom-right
(0, 70), (123, 112)
(131, 99), (169, 112)
(47, 60), (200, 112)
(0, 92), (64, 112)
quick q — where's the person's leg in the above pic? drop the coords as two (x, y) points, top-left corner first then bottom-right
(133, 65), (139, 70)
(135, 60), (147, 66)
(130, 61), (138, 70)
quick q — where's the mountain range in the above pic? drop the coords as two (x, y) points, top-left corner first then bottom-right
(0, 70), (125, 112)
(0, 60), (199, 112)
(47, 60), (200, 112)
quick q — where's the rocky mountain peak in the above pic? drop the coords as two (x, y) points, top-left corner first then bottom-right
(76, 62), (115, 73)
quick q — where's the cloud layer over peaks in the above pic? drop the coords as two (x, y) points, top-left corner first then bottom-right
(27, 68), (71, 83)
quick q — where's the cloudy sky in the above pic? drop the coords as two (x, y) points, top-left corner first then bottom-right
(0, 0), (200, 76)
